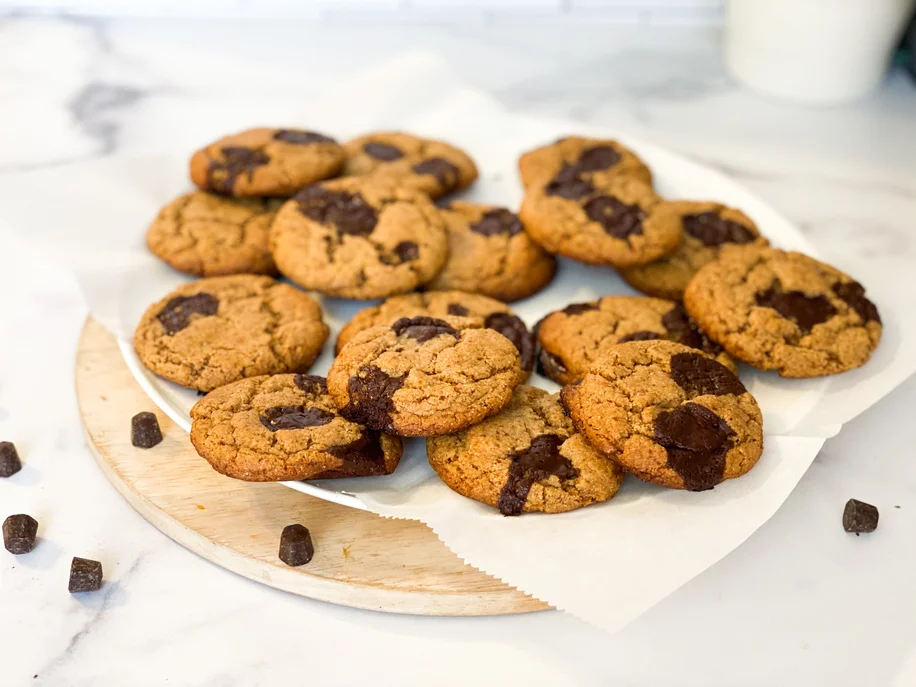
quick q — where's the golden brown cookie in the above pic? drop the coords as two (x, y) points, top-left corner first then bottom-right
(519, 175), (676, 268)
(336, 291), (536, 380)
(269, 179), (448, 299)
(425, 202), (556, 302)
(343, 132), (478, 199)
(191, 374), (402, 481)
(327, 316), (521, 437)
(134, 275), (329, 392)
(621, 201), (768, 300)
(427, 386), (624, 515)
(561, 340), (763, 491)
(518, 136), (652, 189)
(146, 192), (281, 277)
(190, 127), (344, 197)
(684, 245), (882, 377)
(535, 297), (735, 385)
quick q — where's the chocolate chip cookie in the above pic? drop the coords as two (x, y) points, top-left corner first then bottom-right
(561, 340), (763, 491)
(621, 201), (768, 300)
(427, 386), (624, 515)
(327, 316), (521, 436)
(684, 245), (882, 377)
(146, 192), (282, 277)
(191, 374), (402, 481)
(335, 290), (536, 380)
(518, 136), (652, 189)
(269, 179), (448, 299)
(190, 127), (344, 197)
(425, 202), (557, 302)
(344, 132), (478, 199)
(536, 297), (735, 385)
(134, 275), (329, 392)
(519, 175), (677, 268)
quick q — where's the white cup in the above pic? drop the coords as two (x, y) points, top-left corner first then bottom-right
(725, 0), (916, 105)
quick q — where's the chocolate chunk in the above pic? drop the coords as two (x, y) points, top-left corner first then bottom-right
(2, 514), (38, 554)
(157, 293), (219, 335)
(583, 196), (646, 239)
(755, 282), (837, 334)
(843, 499), (879, 534)
(661, 304), (722, 354)
(260, 405), (335, 431)
(618, 330), (661, 343)
(470, 208), (523, 237)
(484, 313), (535, 373)
(655, 403), (734, 491)
(392, 316), (458, 343)
(498, 434), (578, 516)
(683, 212), (756, 247)
(131, 412), (163, 449)
(311, 431), (389, 479)
(294, 374), (328, 395)
(670, 352), (746, 397)
(278, 524), (314, 566)
(363, 141), (404, 161)
(447, 303), (469, 317)
(833, 281), (881, 324)
(537, 349), (568, 380)
(295, 186), (378, 236)
(0, 442), (22, 478)
(412, 158), (460, 191)
(562, 302), (599, 316)
(341, 365), (407, 431)
(272, 129), (335, 145)
(575, 145), (621, 172)
(380, 241), (419, 265)
(544, 165), (595, 199)
(208, 146), (270, 194)
(68, 557), (103, 593)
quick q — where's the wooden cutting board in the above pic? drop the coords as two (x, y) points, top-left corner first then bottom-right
(75, 317), (548, 616)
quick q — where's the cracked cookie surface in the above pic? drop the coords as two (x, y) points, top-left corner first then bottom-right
(621, 201), (767, 300)
(189, 127), (344, 197)
(191, 374), (402, 481)
(536, 296), (734, 386)
(327, 315), (521, 436)
(425, 202), (557, 302)
(518, 136), (653, 189)
(146, 192), (282, 276)
(269, 178), (448, 299)
(427, 385), (624, 515)
(134, 275), (329, 392)
(343, 131), (478, 199)
(684, 245), (882, 377)
(561, 340), (763, 491)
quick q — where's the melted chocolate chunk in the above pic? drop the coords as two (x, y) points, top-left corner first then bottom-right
(341, 366), (407, 431)
(131, 412), (163, 449)
(311, 431), (388, 479)
(278, 524), (313, 566)
(157, 293), (219, 335)
(661, 304), (722, 354)
(0, 442), (22, 478)
(260, 405), (335, 431)
(683, 212), (756, 247)
(833, 281), (880, 324)
(412, 158), (460, 191)
(843, 499), (879, 534)
(669, 352), (745, 397)
(392, 316), (458, 343)
(583, 196), (646, 239)
(3, 514), (38, 554)
(363, 141), (404, 161)
(273, 129), (336, 145)
(498, 434), (578, 516)
(484, 313), (536, 372)
(208, 146), (270, 194)
(294, 374), (328, 395)
(447, 303), (470, 317)
(470, 208), (523, 237)
(618, 330), (661, 343)
(380, 241), (419, 266)
(654, 403), (734, 491)
(575, 145), (621, 172)
(295, 186), (378, 236)
(755, 282), (837, 334)
(69, 557), (103, 593)
(537, 349), (568, 380)
(562, 302), (599, 316)
(544, 165), (596, 199)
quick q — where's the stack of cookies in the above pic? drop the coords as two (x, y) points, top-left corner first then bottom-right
(135, 127), (883, 517)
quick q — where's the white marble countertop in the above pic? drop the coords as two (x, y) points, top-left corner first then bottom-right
(2, 15), (916, 687)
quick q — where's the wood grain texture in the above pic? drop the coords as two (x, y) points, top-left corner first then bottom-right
(75, 317), (548, 616)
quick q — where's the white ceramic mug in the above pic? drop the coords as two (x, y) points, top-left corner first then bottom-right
(725, 0), (916, 105)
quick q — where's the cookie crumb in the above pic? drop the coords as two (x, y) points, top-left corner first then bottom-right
(69, 557), (103, 593)
(196, 504), (205, 511)
(342, 544), (352, 560)
(843, 499), (879, 534)
(3, 514), (38, 554)
(131, 412), (163, 449)
(0, 442), (22, 478)
(279, 524), (314, 566)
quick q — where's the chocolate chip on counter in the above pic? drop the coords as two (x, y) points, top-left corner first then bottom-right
(0, 442), (22, 477)
(69, 557), (103, 593)
(3, 514), (38, 554)
(843, 499), (879, 535)
(131, 412), (163, 449)
(279, 524), (314, 566)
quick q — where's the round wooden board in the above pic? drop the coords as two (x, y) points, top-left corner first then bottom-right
(75, 318), (548, 616)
